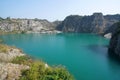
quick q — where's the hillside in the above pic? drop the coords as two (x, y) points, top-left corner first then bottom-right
(0, 17), (61, 34)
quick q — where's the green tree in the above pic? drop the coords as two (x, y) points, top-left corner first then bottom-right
(6, 17), (11, 20)
(34, 18), (39, 21)
(0, 17), (3, 21)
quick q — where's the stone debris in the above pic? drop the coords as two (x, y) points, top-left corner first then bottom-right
(0, 46), (29, 80)
(0, 63), (29, 80)
(104, 33), (112, 39)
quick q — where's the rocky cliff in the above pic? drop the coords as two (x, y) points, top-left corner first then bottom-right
(56, 13), (120, 33)
(1, 13), (120, 34)
(0, 18), (61, 33)
(108, 22), (120, 57)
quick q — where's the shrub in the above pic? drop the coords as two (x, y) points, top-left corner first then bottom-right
(0, 17), (4, 21)
(11, 56), (32, 65)
(0, 39), (4, 43)
(11, 55), (74, 80)
(18, 60), (74, 80)
(12, 56), (74, 80)
(21, 31), (26, 34)
(6, 17), (11, 20)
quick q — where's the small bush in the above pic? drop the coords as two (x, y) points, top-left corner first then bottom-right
(21, 31), (26, 34)
(0, 44), (9, 53)
(0, 39), (4, 43)
(11, 56), (32, 65)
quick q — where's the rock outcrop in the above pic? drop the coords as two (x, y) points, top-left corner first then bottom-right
(0, 63), (29, 80)
(56, 13), (120, 34)
(108, 22), (120, 57)
(104, 33), (112, 39)
(0, 44), (29, 80)
(0, 45), (24, 62)
(0, 18), (61, 33)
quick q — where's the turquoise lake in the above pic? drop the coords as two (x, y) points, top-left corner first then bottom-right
(1, 33), (120, 80)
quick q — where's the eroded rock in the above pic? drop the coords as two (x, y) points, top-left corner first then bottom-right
(0, 63), (29, 80)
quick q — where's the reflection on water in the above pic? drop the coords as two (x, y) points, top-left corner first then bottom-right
(87, 45), (108, 55)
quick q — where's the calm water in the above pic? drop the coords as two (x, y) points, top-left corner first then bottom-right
(1, 33), (120, 80)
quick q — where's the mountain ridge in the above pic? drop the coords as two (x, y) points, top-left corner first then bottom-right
(0, 13), (120, 34)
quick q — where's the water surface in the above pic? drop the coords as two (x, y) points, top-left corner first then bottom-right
(1, 33), (120, 80)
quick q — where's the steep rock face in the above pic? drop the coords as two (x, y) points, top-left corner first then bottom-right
(56, 15), (82, 32)
(108, 22), (120, 57)
(91, 13), (106, 33)
(104, 15), (120, 34)
(56, 13), (120, 33)
(0, 18), (61, 33)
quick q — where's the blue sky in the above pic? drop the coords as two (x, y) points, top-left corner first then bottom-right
(0, 0), (120, 21)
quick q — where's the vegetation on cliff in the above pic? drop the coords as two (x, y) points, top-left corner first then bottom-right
(0, 44), (10, 53)
(0, 39), (4, 43)
(11, 55), (74, 80)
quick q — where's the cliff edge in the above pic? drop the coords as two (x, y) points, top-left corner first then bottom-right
(108, 22), (120, 57)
